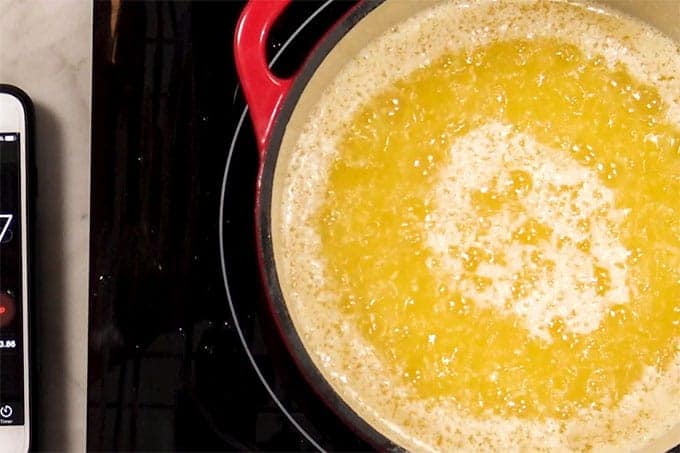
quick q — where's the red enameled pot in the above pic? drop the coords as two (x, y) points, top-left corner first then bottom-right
(233, 1), (680, 451)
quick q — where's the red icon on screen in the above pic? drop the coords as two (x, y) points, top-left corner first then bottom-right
(0, 293), (16, 327)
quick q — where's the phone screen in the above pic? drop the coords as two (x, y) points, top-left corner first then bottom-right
(0, 132), (25, 426)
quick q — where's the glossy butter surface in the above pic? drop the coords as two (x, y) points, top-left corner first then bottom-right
(316, 37), (680, 421)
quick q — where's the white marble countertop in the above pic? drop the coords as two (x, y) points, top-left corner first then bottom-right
(0, 0), (91, 451)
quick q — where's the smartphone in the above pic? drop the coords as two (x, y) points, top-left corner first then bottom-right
(0, 85), (33, 452)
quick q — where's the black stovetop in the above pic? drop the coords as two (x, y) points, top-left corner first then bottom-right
(85, 2), (680, 452)
(87, 1), (368, 451)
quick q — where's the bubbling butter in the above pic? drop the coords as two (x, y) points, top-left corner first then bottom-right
(428, 122), (631, 342)
(277, 0), (680, 451)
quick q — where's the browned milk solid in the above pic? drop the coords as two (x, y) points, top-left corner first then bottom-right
(276, 0), (680, 451)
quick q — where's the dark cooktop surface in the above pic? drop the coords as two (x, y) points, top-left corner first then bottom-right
(86, 1), (680, 452)
(87, 1), (368, 451)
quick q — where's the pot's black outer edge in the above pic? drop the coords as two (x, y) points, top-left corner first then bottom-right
(257, 0), (406, 451)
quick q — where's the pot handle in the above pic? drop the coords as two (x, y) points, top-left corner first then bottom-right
(234, 0), (294, 156)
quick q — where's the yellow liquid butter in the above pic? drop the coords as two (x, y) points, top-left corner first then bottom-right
(279, 0), (680, 450)
(318, 36), (680, 421)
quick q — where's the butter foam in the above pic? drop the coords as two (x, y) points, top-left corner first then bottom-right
(276, 1), (680, 450)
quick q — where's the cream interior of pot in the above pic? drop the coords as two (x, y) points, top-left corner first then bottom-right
(268, 1), (680, 451)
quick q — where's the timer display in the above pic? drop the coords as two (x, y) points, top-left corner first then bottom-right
(0, 131), (25, 425)
(0, 214), (11, 243)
